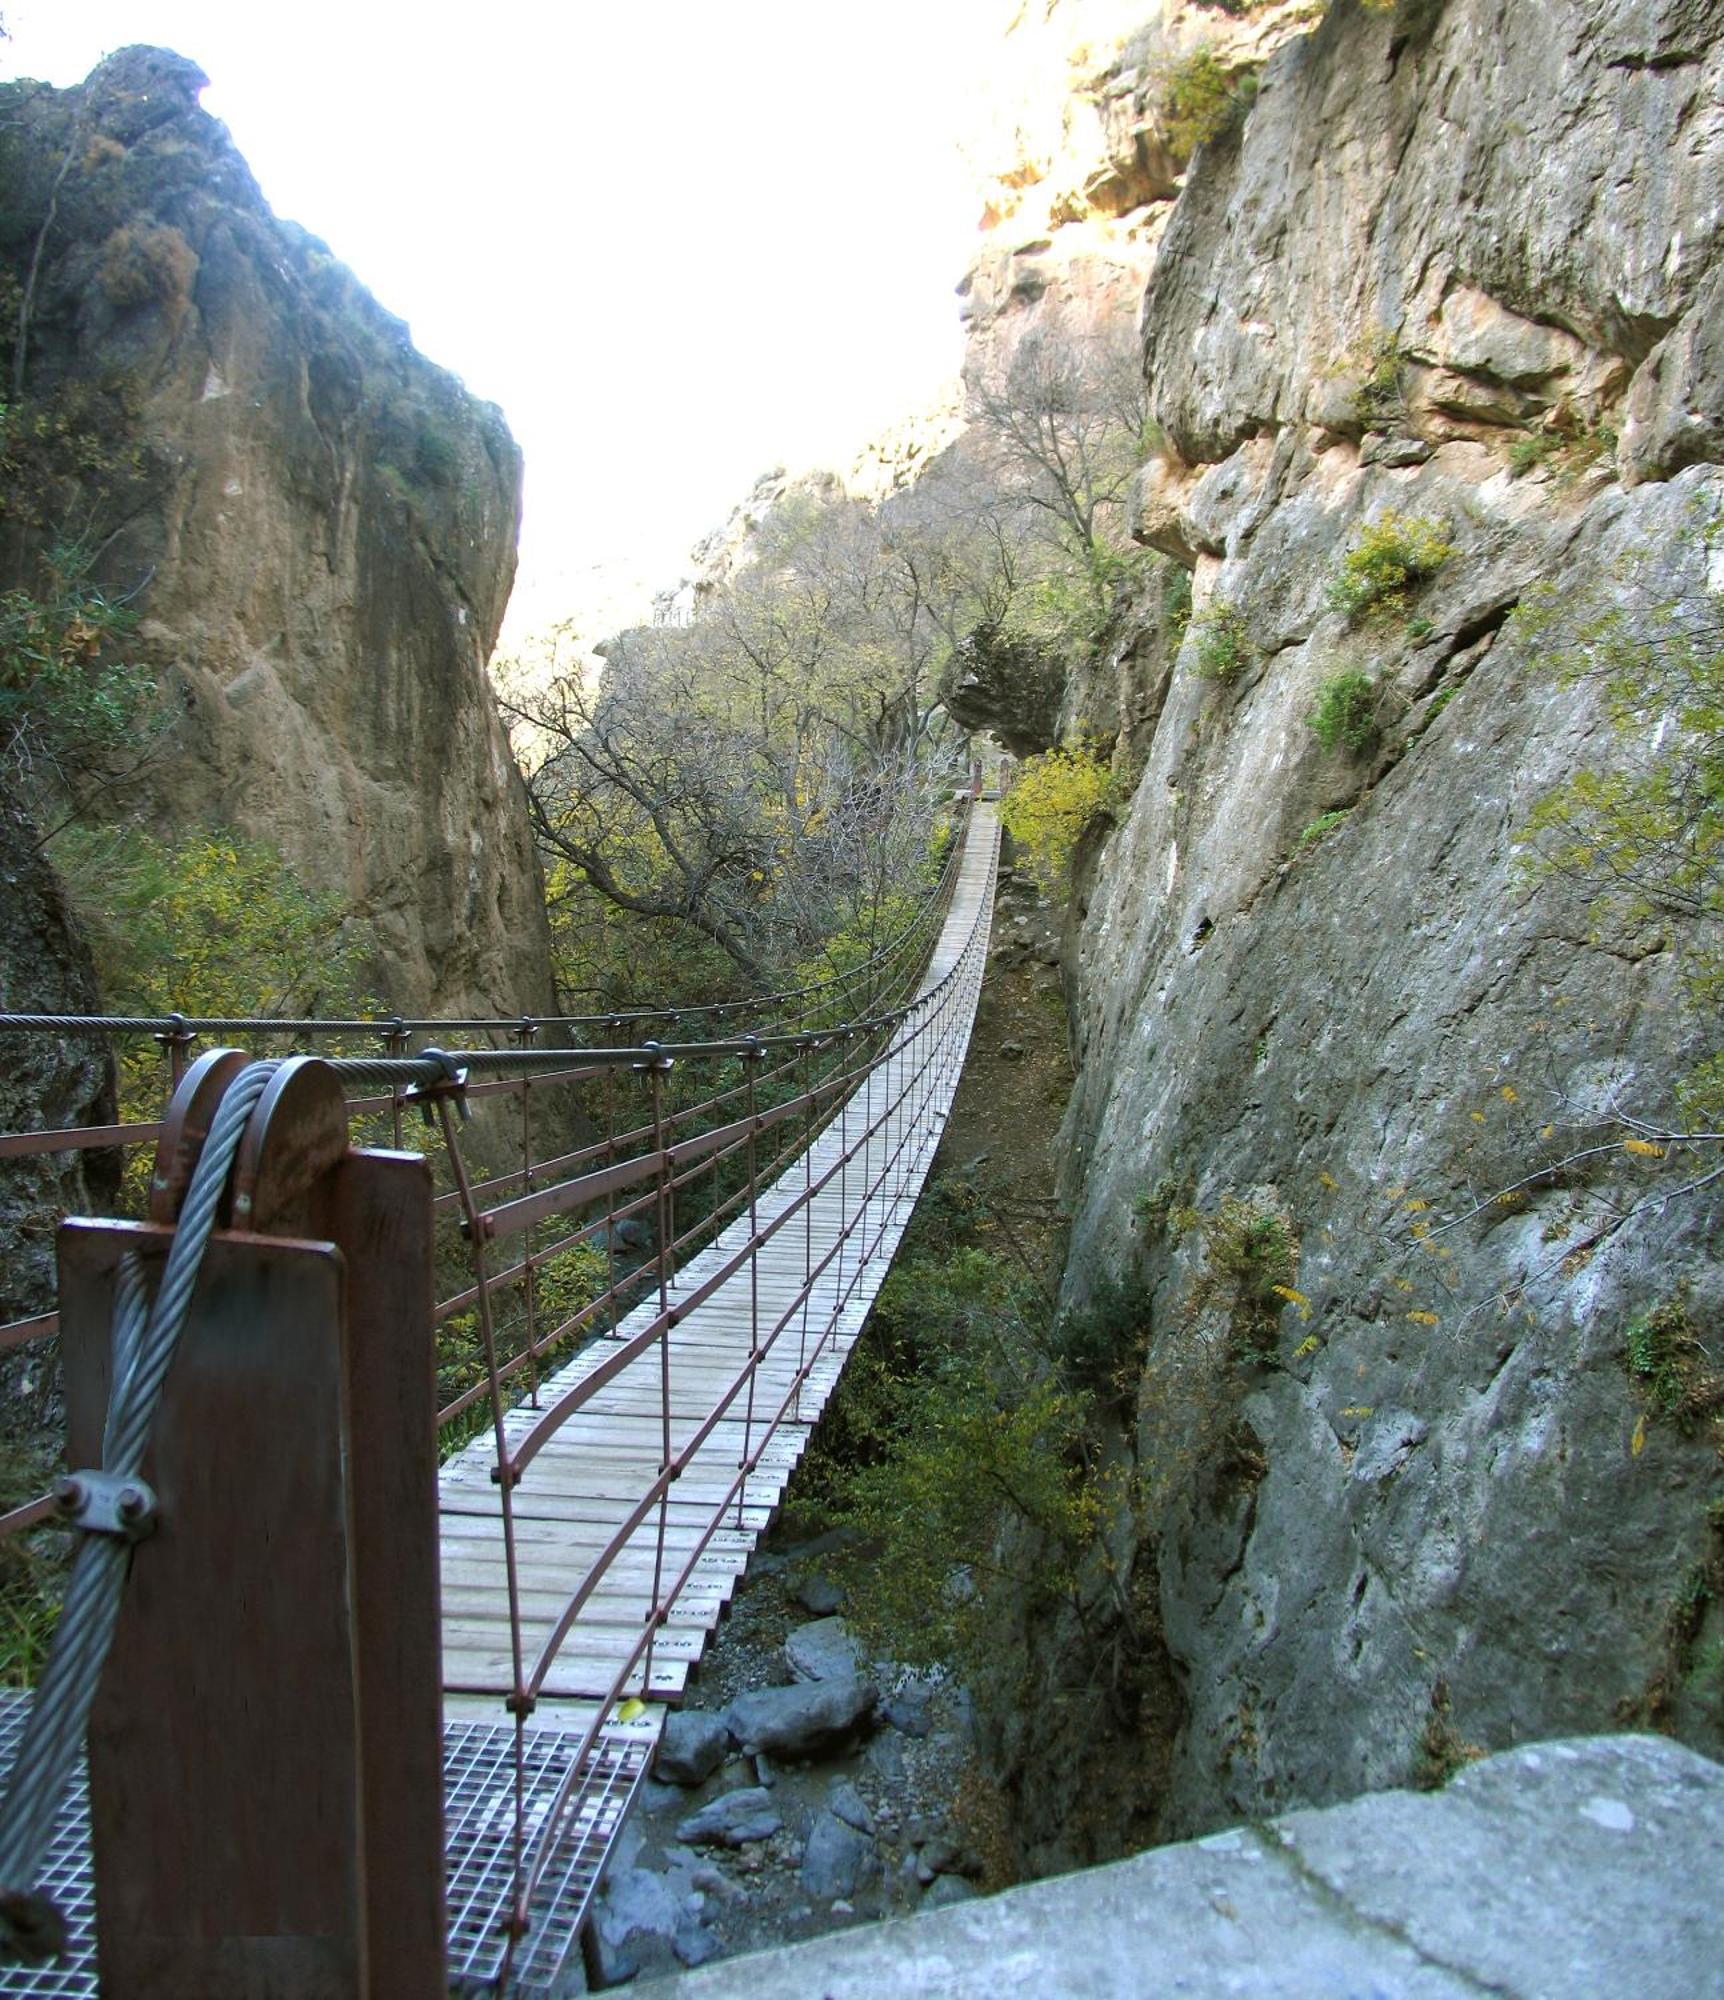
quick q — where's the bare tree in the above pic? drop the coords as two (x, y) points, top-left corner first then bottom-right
(964, 318), (1150, 627)
(498, 487), (968, 1007)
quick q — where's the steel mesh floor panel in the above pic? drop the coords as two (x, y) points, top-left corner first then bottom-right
(444, 1713), (657, 1992)
(0, 1691), (96, 1998)
(0, 1693), (653, 1996)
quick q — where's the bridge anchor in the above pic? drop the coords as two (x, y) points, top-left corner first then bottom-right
(58, 1053), (445, 1996)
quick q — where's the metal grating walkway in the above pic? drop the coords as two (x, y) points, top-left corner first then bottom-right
(0, 1693), (661, 1998)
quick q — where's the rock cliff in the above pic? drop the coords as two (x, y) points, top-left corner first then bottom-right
(955, 0), (1724, 1859)
(0, 47), (553, 1021)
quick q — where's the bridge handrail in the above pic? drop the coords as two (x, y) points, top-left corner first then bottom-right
(0, 798), (998, 1988)
(0, 798), (971, 1052)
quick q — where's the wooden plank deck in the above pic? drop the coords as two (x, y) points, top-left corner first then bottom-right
(437, 802), (998, 1711)
(435, 803), (998, 1983)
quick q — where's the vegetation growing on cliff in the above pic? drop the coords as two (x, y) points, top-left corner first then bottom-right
(1519, 538), (1724, 1130)
(998, 742), (1117, 887)
(1326, 512), (1456, 622)
(1160, 47), (1259, 158)
(1310, 668), (1379, 753)
(0, 542), (157, 820)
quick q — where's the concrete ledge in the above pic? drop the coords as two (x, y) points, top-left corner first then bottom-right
(635, 1734), (1724, 1997)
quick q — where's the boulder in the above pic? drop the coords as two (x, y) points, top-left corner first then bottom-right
(882, 1682), (936, 1739)
(723, 1677), (878, 1762)
(675, 1786), (783, 1849)
(784, 1616), (862, 1684)
(655, 1711), (732, 1787)
(828, 1780), (875, 1837)
(793, 1569), (847, 1617)
(799, 1811), (878, 1902)
(591, 1865), (714, 1985)
(922, 1874), (981, 1910)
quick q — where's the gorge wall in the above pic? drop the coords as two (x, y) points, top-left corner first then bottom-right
(0, 47), (554, 1023)
(955, 0), (1724, 1860)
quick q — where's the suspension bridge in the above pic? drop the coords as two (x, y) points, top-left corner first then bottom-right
(0, 801), (1000, 1993)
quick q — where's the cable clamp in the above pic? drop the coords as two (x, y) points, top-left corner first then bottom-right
(55, 1471), (157, 1543)
(632, 1039), (675, 1075)
(404, 1047), (471, 1123)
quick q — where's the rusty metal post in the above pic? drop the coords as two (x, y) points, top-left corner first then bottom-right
(517, 1017), (541, 1403)
(151, 1012), (197, 1096)
(59, 1055), (444, 1996)
(734, 1039), (765, 1527)
(384, 1017), (410, 1150)
(603, 1019), (623, 1329)
(637, 1045), (676, 1690)
(793, 1035), (816, 1422)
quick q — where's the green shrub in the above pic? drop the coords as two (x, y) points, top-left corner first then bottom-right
(1052, 1273), (1153, 1405)
(1518, 557), (1724, 1122)
(0, 544), (157, 800)
(533, 1243), (610, 1340)
(1507, 410), (1617, 486)
(1624, 1290), (1723, 1436)
(1296, 807), (1352, 850)
(1413, 1678), (1483, 1789)
(1507, 432), (1555, 479)
(999, 743), (1118, 888)
(1135, 1171), (1193, 1236)
(53, 823), (374, 1023)
(0, 1439), (66, 1686)
(1162, 48), (1258, 157)
(1327, 512), (1456, 621)
(1181, 1190), (1302, 1361)
(820, 1244), (1098, 1669)
(1162, 562), (1194, 649)
(1348, 330), (1407, 431)
(1190, 601), (1251, 683)
(1310, 669), (1379, 754)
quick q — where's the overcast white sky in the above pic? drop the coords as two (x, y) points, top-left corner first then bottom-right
(1, 1), (1006, 639)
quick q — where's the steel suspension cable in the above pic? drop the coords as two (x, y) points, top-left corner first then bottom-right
(0, 1061), (280, 1960)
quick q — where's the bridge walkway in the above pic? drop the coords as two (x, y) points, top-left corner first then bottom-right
(441, 799), (999, 1987)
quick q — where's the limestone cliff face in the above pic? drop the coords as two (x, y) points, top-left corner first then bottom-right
(962, 0), (1724, 1856)
(0, 48), (553, 1020)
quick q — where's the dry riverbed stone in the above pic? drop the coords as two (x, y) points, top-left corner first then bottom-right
(676, 1786), (784, 1849)
(723, 1677), (878, 1762)
(656, 1710), (733, 1786)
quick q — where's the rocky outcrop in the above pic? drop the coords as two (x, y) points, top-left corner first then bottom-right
(956, 0), (1724, 1860)
(960, 0), (1312, 384)
(1138, 0), (1717, 475)
(0, 48), (553, 1019)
